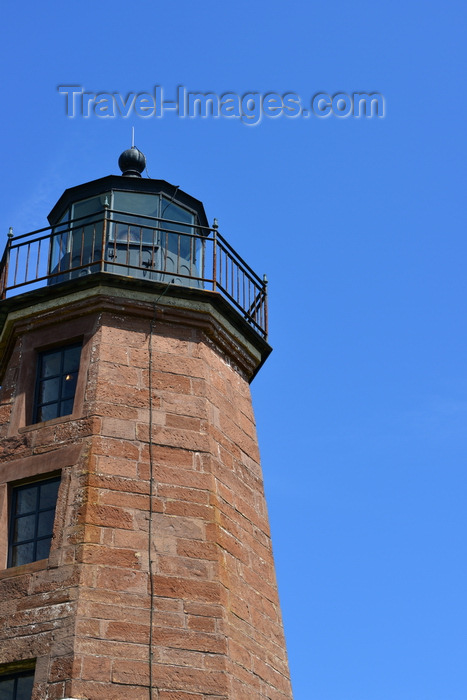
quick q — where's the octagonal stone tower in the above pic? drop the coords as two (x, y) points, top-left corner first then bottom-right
(0, 148), (293, 700)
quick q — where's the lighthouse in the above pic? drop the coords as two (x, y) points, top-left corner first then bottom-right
(0, 147), (293, 700)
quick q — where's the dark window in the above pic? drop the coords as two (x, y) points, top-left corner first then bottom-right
(8, 477), (60, 568)
(33, 343), (82, 423)
(0, 670), (34, 699)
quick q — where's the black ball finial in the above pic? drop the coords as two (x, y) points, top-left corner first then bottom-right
(118, 147), (146, 177)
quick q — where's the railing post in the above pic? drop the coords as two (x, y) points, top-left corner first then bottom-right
(101, 197), (109, 272)
(263, 273), (268, 339)
(212, 218), (218, 292)
(1, 227), (14, 299)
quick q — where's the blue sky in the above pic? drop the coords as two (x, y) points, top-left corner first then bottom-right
(1, 1), (466, 698)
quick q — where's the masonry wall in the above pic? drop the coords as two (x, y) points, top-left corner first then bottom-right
(0, 291), (293, 700)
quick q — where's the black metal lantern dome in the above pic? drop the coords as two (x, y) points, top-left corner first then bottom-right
(118, 147), (146, 177)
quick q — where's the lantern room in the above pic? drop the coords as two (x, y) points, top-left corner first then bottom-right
(48, 147), (209, 287)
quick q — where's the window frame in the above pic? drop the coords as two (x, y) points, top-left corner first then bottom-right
(32, 342), (82, 425)
(7, 474), (61, 569)
(0, 668), (35, 699)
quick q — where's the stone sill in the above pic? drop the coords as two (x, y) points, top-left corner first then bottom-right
(0, 558), (47, 579)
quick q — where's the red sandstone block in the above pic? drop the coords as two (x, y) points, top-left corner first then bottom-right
(151, 576), (221, 604)
(158, 648), (205, 669)
(84, 504), (134, 530)
(112, 659), (149, 685)
(228, 676), (261, 700)
(40, 418), (99, 445)
(158, 692), (205, 700)
(157, 554), (211, 580)
(203, 384), (236, 420)
(165, 414), (202, 432)
(229, 593), (250, 624)
(182, 602), (223, 618)
(94, 380), (150, 408)
(152, 513), (205, 540)
(158, 484), (209, 504)
(75, 637), (148, 660)
(150, 661), (227, 694)
(213, 502), (251, 542)
(141, 444), (194, 468)
(251, 522), (270, 546)
(161, 393), (207, 420)
(76, 544), (142, 569)
(77, 600), (148, 623)
(38, 681), (66, 700)
(99, 490), (150, 511)
(97, 363), (140, 386)
(229, 639), (252, 669)
(87, 472), (149, 495)
(70, 679), (148, 700)
(237, 412), (258, 442)
(153, 534), (176, 555)
(148, 466), (212, 492)
(176, 539), (218, 562)
(80, 654), (112, 682)
(96, 567), (148, 594)
(142, 371), (192, 394)
(113, 529), (150, 550)
(259, 685), (293, 700)
(204, 653), (227, 671)
(137, 425), (210, 454)
(147, 352), (206, 379)
(92, 436), (139, 460)
(131, 339), (193, 367)
(92, 402), (139, 421)
(0, 575), (30, 600)
(251, 655), (292, 694)
(217, 444), (234, 470)
(187, 615), (216, 633)
(14, 588), (77, 615)
(127, 346), (149, 367)
(229, 658), (262, 692)
(96, 343), (130, 365)
(28, 565), (80, 595)
(164, 500), (213, 521)
(249, 552), (278, 587)
(215, 526), (250, 565)
(104, 620), (149, 645)
(75, 618), (101, 638)
(94, 455), (139, 479)
(152, 610), (186, 629)
(206, 425), (241, 461)
(239, 564), (278, 604)
(236, 456), (263, 491)
(101, 417), (136, 440)
(100, 320), (146, 344)
(151, 597), (183, 612)
(249, 608), (286, 648)
(0, 405), (11, 423)
(228, 615), (285, 662)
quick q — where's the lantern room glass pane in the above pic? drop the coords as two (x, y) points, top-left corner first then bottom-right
(161, 199), (195, 261)
(111, 192), (160, 244)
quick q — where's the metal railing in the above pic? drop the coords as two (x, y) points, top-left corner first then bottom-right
(0, 210), (268, 339)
